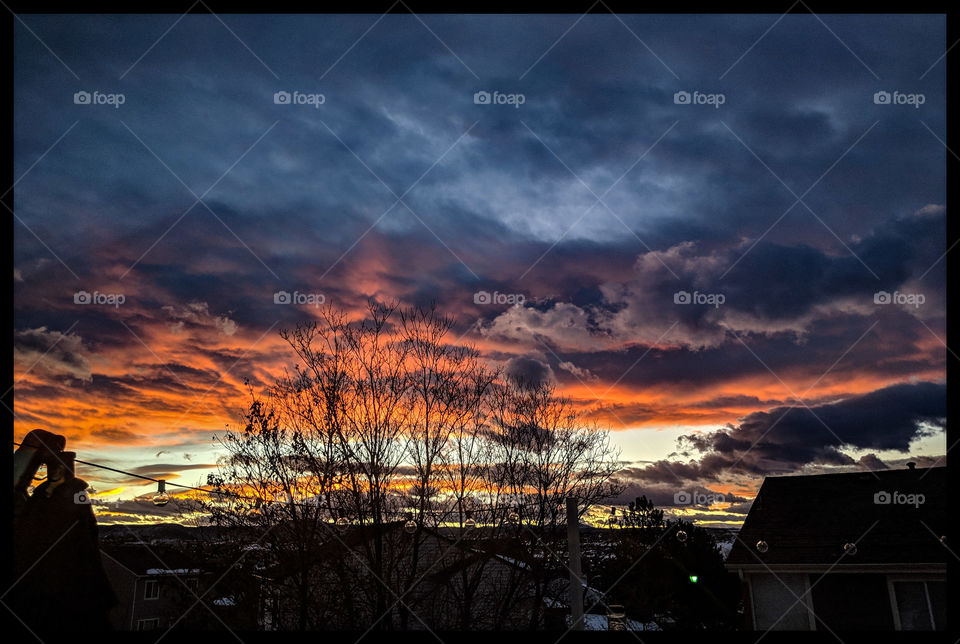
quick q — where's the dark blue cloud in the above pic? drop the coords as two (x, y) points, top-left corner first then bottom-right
(13, 14), (946, 487)
(668, 380), (946, 476)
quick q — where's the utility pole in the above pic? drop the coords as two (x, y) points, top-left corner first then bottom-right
(566, 497), (584, 630)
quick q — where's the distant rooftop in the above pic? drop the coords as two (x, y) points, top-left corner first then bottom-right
(101, 542), (202, 576)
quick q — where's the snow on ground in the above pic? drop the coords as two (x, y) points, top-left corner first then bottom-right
(570, 614), (662, 631)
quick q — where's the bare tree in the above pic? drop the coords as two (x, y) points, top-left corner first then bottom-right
(203, 302), (623, 630)
(482, 374), (624, 628)
(485, 375), (623, 529)
(285, 301), (414, 626)
(393, 304), (497, 627)
(203, 385), (333, 630)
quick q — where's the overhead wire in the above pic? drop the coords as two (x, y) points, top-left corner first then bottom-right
(13, 440), (555, 519)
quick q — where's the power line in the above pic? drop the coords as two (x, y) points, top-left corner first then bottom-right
(15, 440), (218, 492)
(12, 440), (554, 519)
(14, 440), (336, 510)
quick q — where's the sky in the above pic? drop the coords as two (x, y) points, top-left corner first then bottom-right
(13, 13), (947, 526)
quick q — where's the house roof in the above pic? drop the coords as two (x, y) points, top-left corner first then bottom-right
(254, 521), (408, 580)
(411, 531), (536, 585)
(256, 521), (537, 582)
(726, 466), (946, 568)
(101, 543), (202, 576)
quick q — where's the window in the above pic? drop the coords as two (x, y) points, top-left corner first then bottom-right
(749, 573), (813, 630)
(890, 579), (946, 630)
(143, 579), (160, 600)
(810, 574), (894, 630)
(136, 618), (160, 631)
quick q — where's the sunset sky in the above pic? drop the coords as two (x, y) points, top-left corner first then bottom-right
(13, 13), (946, 525)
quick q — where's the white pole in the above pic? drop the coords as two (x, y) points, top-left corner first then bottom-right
(567, 497), (584, 630)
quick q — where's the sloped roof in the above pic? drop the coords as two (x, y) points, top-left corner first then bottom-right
(257, 521), (536, 583)
(101, 543), (202, 575)
(726, 466), (946, 567)
(254, 521), (406, 580)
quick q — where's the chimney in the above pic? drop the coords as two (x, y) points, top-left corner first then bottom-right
(906, 462), (916, 470)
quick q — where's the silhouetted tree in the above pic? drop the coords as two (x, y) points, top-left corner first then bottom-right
(592, 509), (739, 629)
(621, 495), (664, 529)
(202, 301), (624, 630)
(483, 375), (624, 628)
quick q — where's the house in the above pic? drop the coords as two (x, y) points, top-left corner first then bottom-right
(100, 542), (205, 631)
(726, 465), (946, 631)
(253, 521), (542, 630)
